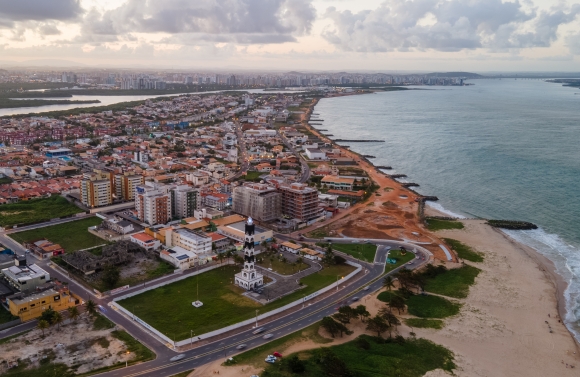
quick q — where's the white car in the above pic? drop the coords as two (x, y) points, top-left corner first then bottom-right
(265, 355), (276, 363)
(363, 286), (370, 291)
(170, 354), (186, 362)
(263, 333), (274, 339)
(236, 344), (247, 350)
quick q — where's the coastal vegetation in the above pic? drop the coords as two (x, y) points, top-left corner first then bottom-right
(0, 98), (100, 109)
(0, 196), (83, 227)
(257, 335), (455, 377)
(443, 238), (484, 262)
(404, 318), (445, 329)
(10, 217), (104, 252)
(487, 220), (538, 230)
(406, 294), (461, 318)
(423, 265), (481, 299)
(425, 217), (465, 231)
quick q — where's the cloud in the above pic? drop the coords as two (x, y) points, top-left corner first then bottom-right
(78, 0), (316, 44)
(322, 0), (580, 53)
(0, 0), (83, 27)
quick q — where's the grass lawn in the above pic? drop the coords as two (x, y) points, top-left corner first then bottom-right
(10, 217), (105, 252)
(443, 238), (484, 263)
(258, 257), (310, 275)
(406, 295), (461, 318)
(0, 307), (18, 324)
(225, 322), (332, 368)
(119, 264), (355, 340)
(424, 265), (481, 299)
(384, 250), (415, 273)
(243, 171), (264, 182)
(332, 243), (377, 263)
(305, 227), (329, 239)
(0, 196), (83, 227)
(425, 218), (465, 231)
(405, 318), (445, 329)
(258, 335), (455, 377)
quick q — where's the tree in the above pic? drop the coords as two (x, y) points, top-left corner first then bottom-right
(378, 307), (401, 337)
(354, 305), (370, 322)
(323, 247), (336, 266)
(314, 348), (354, 377)
(389, 295), (406, 314)
(321, 316), (350, 338)
(383, 276), (395, 291)
(52, 311), (64, 329)
(40, 308), (57, 324)
(85, 299), (98, 317)
(38, 319), (49, 336)
(68, 306), (80, 323)
(366, 315), (389, 338)
(101, 266), (120, 290)
(286, 355), (306, 374)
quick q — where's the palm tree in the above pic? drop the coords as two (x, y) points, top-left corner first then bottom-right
(85, 299), (97, 317)
(68, 306), (80, 323)
(38, 319), (49, 337)
(52, 311), (63, 329)
(383, 276), (395, 291)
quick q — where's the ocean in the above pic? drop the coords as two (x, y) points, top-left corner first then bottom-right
(312, 79), (580, 340)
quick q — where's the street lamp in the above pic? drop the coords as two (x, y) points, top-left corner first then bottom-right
(255, 309), (259, 328)
(191, 330), (194, 347)
(125, 351), (130, 367)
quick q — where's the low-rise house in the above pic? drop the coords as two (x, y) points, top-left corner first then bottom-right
(300, 247), (323, 261)
(280, 241), (302, 254)
(130, 232), (161, 251)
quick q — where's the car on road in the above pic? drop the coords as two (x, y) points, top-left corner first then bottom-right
(351, 296), (359, 302)
(363, 286), (370, 291)
(263, 333), (274, 339)
(236, 344), (247, 350)
(252, 327), (265, 334)
(170, 354), (186, 362)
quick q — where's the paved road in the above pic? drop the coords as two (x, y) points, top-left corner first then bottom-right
(277, 130), (310, 183)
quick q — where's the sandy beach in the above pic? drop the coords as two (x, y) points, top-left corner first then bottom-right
(419, 208), (580, 376)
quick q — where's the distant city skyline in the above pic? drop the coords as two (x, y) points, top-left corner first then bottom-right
(1, 0), (580, 71)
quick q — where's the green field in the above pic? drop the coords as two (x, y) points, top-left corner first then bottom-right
(384, 250), (415, 272)
(10, 217), (104, 252)
(406, 295), (461, 318)
(258, 335), (455, 377)
(443, 238), (484, 262)
(243, 171), (264, 182)
(257, 257), (310, 275)
(332, 243), (377, 262)
(424, 265), (481, 299)
(0, 196), (84, 227)
(118, 263), (355, 340)
(425, 218), (465, 231)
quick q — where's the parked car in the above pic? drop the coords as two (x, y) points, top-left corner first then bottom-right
(236, 344), (247, 350)
(263, 333), (274, 339)
(252, 327), (265, 334)
(273, 352), (283, 358)
(170, 354), (186, 362)
(265, 355), (276, 363)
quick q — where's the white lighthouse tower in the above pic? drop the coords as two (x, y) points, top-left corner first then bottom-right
(234, 217), (264, 290)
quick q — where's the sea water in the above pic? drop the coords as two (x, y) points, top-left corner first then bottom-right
(313, 79), (580, 340)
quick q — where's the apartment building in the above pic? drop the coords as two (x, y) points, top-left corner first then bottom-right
(135, 182), (171, 225)
(80, 170), (113, 207)
(165, 228), (212, 256)
(170, 185), (200, 220)
(278, 182), (323, 222)
(115, 173), (144, 201)
(232, 183), (281, 222)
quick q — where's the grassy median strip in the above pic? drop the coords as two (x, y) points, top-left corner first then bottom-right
(10, 217), (104, 252)
(332, 243), (377, 263)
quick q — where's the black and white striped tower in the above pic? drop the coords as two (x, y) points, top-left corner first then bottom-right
(234, 217), (264, 290)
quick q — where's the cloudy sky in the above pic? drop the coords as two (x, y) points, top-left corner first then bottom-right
(1, 0), (580, 71)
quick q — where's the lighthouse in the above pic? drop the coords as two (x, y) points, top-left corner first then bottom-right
(234, 217), (264, 290)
